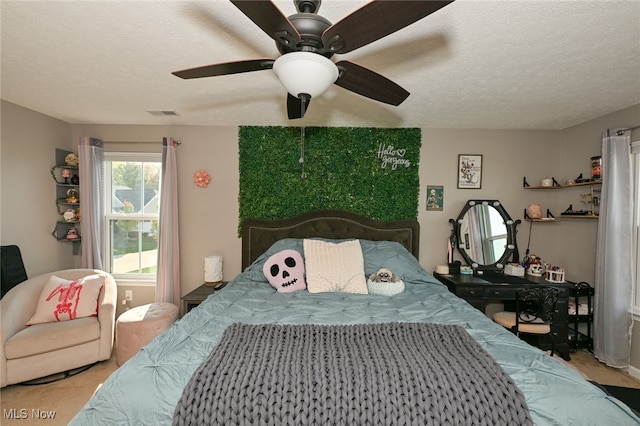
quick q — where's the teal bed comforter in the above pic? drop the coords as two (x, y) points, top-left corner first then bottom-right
(71, 239), (640, 425)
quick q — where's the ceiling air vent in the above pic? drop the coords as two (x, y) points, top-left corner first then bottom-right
(147, 110), (179, 116)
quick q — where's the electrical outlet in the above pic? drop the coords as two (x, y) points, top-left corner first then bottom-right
(125, 290), (133, 302)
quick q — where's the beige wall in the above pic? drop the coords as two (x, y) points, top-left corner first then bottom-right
(2, 99), (638, 372)
(0, 101), (76, 276)
(559, 105), (640, 373)
(417, 128), (562, 273)
(70, 124), (241, 315)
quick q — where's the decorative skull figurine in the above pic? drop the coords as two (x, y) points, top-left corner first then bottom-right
(65, 152), (79, 167)
(263, 249), (306, 293)
(65, 227), (79, 240)
(63, 208), (77, 222)
(527, 263), (544, 277)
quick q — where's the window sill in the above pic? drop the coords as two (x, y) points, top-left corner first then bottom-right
(115, 278), (156, 287)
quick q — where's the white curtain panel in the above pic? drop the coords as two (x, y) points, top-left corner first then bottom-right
(78, 137), (105, 270)
(155, 137), (181, 304)
(594, 129), (634, 367)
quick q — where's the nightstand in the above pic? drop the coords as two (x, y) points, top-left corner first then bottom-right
(180, 282), (228, 317)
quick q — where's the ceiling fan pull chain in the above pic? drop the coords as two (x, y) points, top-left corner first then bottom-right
(299, 123), (306, 179)
(299, 96), (308, 179)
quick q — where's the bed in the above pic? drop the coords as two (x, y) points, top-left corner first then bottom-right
(71, 210), (640, 425)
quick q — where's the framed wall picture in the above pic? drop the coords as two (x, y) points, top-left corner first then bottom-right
(457, 154), (483, 189)
(426, 185), (444, 211)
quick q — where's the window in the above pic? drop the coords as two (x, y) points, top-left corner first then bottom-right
(104, 153), (161, 280)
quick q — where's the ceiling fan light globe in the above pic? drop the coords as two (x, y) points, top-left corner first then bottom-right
(273, 52), (338, 99)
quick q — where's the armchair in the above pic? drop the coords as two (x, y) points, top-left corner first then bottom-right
(1, 269), (116, 387)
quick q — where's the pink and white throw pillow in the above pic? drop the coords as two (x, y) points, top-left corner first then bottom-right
(263, 249), (307, 293)
(26, 274), (106, 325)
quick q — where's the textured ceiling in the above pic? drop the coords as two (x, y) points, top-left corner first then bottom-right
(1, 0), (639, 129)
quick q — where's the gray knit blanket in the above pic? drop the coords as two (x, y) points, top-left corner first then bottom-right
(173, 322), (532, 426)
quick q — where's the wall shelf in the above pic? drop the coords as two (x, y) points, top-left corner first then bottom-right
(524, 181), (601, 189)
(523, 176), (601, 189)
(523, 176), (601, 221)
(52, 148), (81, 254)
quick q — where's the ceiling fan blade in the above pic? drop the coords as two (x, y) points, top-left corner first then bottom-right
(172, 59), (274, 79)
(287, 93), (311, 119)
(322, 1), (454, 54)
(334, 61), (409, 106)
(230, 0), (301, 48)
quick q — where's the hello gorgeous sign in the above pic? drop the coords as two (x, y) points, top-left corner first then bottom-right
(377, 143), (411, 170)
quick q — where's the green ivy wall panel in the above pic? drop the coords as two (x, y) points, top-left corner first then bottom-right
(239, 126), (421, 228)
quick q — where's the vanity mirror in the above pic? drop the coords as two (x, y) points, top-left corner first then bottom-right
(449, 200), (520, 273)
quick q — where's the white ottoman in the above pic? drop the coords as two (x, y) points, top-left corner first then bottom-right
(116, 303), (179, 366)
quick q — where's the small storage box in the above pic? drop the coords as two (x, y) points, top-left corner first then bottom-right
(505, 263), (524, 277)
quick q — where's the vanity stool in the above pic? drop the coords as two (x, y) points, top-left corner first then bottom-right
(115, 303), (179, 366)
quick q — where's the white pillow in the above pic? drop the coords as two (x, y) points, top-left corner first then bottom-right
(303, 239), (368, 294)
(26, 274), (106, 325)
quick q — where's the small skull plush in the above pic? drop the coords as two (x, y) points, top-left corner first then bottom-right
(369, 268), (400, 283)
(263, 249), (306, 293)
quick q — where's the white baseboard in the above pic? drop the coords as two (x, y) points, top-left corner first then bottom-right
(626, 364), (640, 381)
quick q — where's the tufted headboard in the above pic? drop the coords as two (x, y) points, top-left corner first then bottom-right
(241, 210), (420, 270)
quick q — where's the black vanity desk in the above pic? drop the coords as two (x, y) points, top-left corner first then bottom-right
(433, 272), (572, 360)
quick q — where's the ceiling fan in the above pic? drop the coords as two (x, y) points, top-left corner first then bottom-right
(172, 0), (455, 119)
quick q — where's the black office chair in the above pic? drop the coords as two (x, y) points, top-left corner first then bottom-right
(1, 245), (28, 298)
(493, 286), (562, 356)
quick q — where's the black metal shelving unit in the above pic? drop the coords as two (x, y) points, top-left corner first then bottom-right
(567, 281), (594, 352)
(51, 148), (81, 255)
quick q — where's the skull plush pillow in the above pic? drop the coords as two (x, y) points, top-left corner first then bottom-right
(263, 249), (306, 293)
